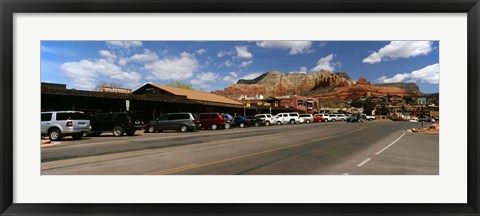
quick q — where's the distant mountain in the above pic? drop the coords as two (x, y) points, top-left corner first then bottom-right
(376, 83), (420, 93)
(214, 70), (421, 101)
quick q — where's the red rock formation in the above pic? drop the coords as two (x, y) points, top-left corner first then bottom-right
(213, 70), (420, 102)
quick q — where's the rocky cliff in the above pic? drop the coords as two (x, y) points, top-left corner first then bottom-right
(215, 70), (421, 101)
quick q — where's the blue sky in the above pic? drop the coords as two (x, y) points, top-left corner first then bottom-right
(41, 41), (439, 93)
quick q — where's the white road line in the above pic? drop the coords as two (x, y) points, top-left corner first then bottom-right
(375, 132), (406, 155)
(357, 158), (371, 167)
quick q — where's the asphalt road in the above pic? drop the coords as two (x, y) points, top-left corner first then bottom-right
(41, 121), (438, 175)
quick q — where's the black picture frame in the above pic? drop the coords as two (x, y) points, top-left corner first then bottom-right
(1, 0), (479, 215)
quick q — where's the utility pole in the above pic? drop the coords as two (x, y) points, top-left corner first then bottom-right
(417, 97), (426, 128)
(243, 96), (246, 117)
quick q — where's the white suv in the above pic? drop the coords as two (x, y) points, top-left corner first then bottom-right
(255, 114), (274, 126)
(41, 111), (91, 141)
(274, 113), (300, 125)
(325, 114), (337, 122)
(335, 114), (347, 121)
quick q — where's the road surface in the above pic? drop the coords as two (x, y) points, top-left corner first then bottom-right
(41, 121), (438, 175)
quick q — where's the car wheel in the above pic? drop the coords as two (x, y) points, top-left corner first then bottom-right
(72, 133), (83, 140)
(290, 119), (295, 124)
(147, 126), (155, 133)
(306, 120), (311, 124)
(224, 122), (231, 129)
(211, 124), (218, 130)
(240, 123), (245, 128)
(48, 128), (62, 141)
(113, 126), (124, 136)
(180, 125), (188, 132)
(276, 121), (282, 125)
(126, 130), (135, 136)
(254, 122), (259, 127)
(265, 121), (270, 126)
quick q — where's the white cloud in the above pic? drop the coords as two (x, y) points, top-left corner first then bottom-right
(376, 63), (439, 84)
(196, 49), (207, 55)
(224, 60), (233, 67)
(198, 72), (218, 81)
(146, 75), (156, 80)
(239, 60), (253, 68)
(106, 41), (143, 49)
(217, 50), (234, 58)
(190, 72), (219, 88)
(119, 49), (159, 66)
(223, 72), (239, 83)
(311, 54), (339, 72)
(235, 46), (253, 59)
(289, 66), (308, 74)
(144, 52), (198, 81)
(256, 41), (313, 55)
(222, 71), (261, 84)
(363, 41), (433, 64)
(99, 50), (117, 62)
(60, 59), (141, 89)
(240, 72), (262, 80)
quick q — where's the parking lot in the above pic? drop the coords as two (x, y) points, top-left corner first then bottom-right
(41, 120), (439, 175)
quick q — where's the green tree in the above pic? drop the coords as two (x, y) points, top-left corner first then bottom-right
(378, 105), (389, 115)
(363, 100), (376, 115)
(167, 81), (194, 90)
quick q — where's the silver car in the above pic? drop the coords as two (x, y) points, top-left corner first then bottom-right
(41, 111), (91, 141)
(299, 114), (314, 123)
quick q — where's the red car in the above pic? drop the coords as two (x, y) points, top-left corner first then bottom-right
(313, 114), (324, 122)
(198, 112), (226, 130)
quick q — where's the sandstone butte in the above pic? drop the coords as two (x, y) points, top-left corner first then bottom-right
(213, 70), (421, 101)
(311, 77), (421, 101)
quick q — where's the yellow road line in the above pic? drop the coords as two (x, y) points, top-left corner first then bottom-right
(148, 164), (200, 175)
(149, 126), (368, 175)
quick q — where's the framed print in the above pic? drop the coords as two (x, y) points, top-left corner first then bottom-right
(1, 0), (479, 215)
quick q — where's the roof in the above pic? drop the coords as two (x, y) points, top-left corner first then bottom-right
(148, 83), (242, 105)
(42, 86), (194, 104)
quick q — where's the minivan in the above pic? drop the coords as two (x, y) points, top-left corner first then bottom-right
(198, 112), (226, 130)
(145, 112), (199, 133)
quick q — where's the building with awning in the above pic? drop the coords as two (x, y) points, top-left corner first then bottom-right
(133, 83), (243, 107)
(42, 82), (296, 122)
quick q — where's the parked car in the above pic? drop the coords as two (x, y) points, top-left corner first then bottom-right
(245, 116), (267, 127)
(233, 116), (251, 128)
(324, 114), (337, 122)
(360, 114), (376, 121)
(313, 114), (325, 122)
(335, 114), (347, 121)
(299, 114), (314, 123)
(347, 114), (366, 123)
(41, 111), (91, 141)
(198, 112), (226, 130)
(221, 113), (234, 129)
(316, 114), (329, 122)
(274, 113), (300, 125)
(145, 112), (199, 133)
(90, 112), (142, 136)
(255, 114), (274, 126)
